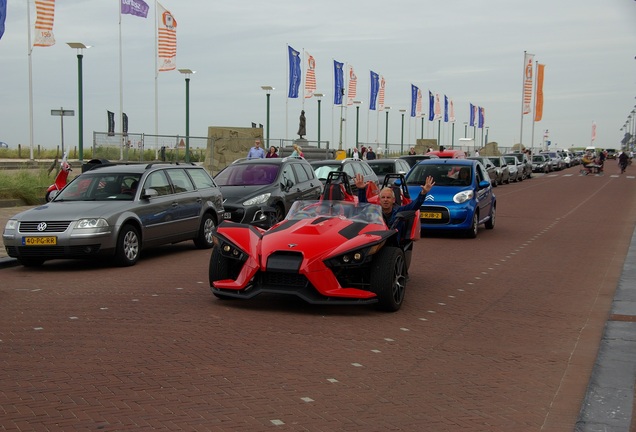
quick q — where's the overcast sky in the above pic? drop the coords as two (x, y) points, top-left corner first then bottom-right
(1, 0), (635, 155)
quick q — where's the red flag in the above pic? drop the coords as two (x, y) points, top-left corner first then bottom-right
(534, 63), (545, 122)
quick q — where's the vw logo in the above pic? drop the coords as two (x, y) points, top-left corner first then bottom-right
(37, 222), (47, 232)
(425, 195), (435, 201)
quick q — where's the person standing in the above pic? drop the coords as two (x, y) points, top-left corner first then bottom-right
(408, 147), (416, 155)
(297, 110), (306, 139)
(352, 148), (360, 160)
(265, 146), (278, 158)
(366, 147), (377, 160)
(247, 139), (265, 159)
(618, 151), (629, 174)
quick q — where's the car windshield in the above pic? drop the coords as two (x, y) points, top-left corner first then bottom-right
(313, 164), (341, 180)
(532, 156), (545, 162)
(367, 162), (396, 175)
(286, 200), (385, 225)
(53, 172), (142, 201)
(406, 164), (471, 187)
(504, 157), (517, 165)
(215, 164), (280, 186)
(489, 158), (502, 167)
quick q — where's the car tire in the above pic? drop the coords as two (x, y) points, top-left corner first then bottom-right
(44, 190), (53, 202)
(467, 212), (479, 238)
(371, 246), (406, 312)
(193, 213), (216, 249)
(114, 224), (140, 267)
(485, 205), (496, 230)
(18, 257), (44, 267)
(209, 247), (235, 300)
(267, 203), (285, 227)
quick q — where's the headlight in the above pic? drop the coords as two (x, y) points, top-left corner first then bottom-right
(5, 219), (18, 230)
(453, 190), (474, 204)
(243, 193), (271, 206)
(75, 218), (109, 229)
(325, 241), (385, 268)
(217, 239), (245, 260)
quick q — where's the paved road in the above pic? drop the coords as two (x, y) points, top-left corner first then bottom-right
(1, 166), (635, 431)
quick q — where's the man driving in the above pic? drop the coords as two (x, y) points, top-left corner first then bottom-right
(354, 173), (435, 227)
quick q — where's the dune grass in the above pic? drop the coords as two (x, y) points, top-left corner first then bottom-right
(0, 169), (55, 205)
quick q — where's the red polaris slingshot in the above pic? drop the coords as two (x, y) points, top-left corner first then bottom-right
(208, 173), (420, 312)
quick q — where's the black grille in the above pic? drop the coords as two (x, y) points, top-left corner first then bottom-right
(19, 221), (72, 233)
(419, 205), (450, 224)
(261, 272), (308, 288)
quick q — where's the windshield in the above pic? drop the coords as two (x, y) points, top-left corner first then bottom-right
(214, 164), (280, 186)
(489, 158), (502, 167)
(286, 200), (385, 226)
(313, 164), (341, 180)
(54, 173), (142, 201)
(406, 164), (471, 186)
(532, 156), (545, 162)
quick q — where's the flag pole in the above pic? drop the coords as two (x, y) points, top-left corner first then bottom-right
(154, 1), (159, 159)
(27, 0), (34, 160)
(119, 2), (124, 160)
(519, 50), (526, 149)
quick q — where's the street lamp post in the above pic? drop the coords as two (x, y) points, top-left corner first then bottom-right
(67, 42), (91, 163)
(314, 93), (324, 148)
(384, 106), (391, 150)
(353, 100), (362, 149)
(178, 69), (195, 163)
(463, 122), (468, 138)
(399, 109), (406, 154)
(485, 127), (489, 148)
(261, 86), (274, 147)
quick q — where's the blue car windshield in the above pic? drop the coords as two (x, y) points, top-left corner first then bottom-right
(407, 164), (472, 187)
(286, 200), (385, 226)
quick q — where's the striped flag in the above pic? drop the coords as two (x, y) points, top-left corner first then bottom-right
(416, 87), (423, 118)
(378, 75), (385, 111)
(591, 122), (597, 142)
(434, 93), (441, 120)
(33, 0), (55, 47)
(522, 52), (534, 115)
(369, 71), (379, 111)
(304, 52), (316, 99)
(448, 98), (455, 122)
(287, 45), (301, 98)
(346, 65), (357, 106)
(534, 63), (545, 122)
(157, 1), (177, 72)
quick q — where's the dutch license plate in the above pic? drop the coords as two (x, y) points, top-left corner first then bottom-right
(23, 236), (57, 246)
(421, 212), (442, 220)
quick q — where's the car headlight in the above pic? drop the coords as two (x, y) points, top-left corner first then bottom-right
(75, 218), (109, 229)
(243, 193), (271, 206)
(5, 219), (18, 230)
(213, 237), (246, 261)
(325, 241), (385, 268)
(453, 190), (474, 204)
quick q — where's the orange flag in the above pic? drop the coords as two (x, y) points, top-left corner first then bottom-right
(33, 0), (55, 47)
(534, 64), (545, 122)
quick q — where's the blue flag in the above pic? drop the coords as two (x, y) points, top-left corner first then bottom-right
(288, 46), (301, 98)
(333, 60), (344, 105)
(369, 71), (379, 111)
(469, 103), (475, 127)
(428, 91), (435, 121)
(0, 0), (6, 41)
(444, 95), (449, 122)
(410, 85), (418, 117)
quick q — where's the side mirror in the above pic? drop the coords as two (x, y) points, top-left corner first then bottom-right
(141, 188), (158, 199)
(478, 180), (490, 189)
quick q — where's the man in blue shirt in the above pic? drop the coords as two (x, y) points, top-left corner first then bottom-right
(354, 173), (434, 227)
(247, 139), (265, 159)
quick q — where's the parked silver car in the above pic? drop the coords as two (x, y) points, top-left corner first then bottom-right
(3, 163), (225, 267)
(487, 156), (511, 185)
